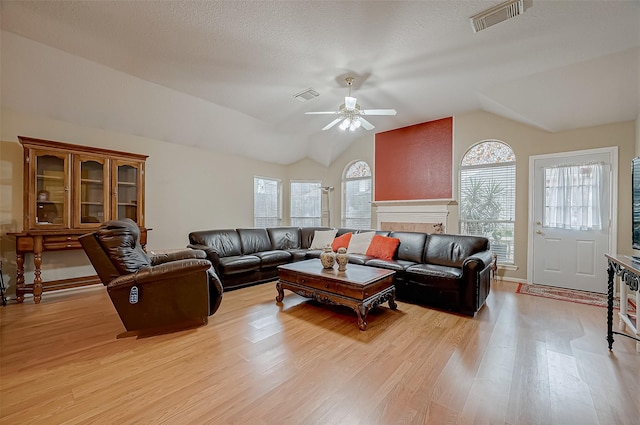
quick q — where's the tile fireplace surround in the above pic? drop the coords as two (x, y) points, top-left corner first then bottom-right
(374, 200), (458, 234)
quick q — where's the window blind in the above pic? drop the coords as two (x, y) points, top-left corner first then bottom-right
(290, 181), (321, 227)
(254, 177), (281, 227)
(460, 162), (516, 264)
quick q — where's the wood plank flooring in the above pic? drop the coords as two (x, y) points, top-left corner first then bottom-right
(1, 280), (638, 425)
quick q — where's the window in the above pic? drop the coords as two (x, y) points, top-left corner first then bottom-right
(459, 141), (516, 264)
(290, 181), (322, 227)
(342, 160), (372, 228)
(254, 177), (281, 227)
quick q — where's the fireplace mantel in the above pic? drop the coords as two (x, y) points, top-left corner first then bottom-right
(373, 200), (458, 233)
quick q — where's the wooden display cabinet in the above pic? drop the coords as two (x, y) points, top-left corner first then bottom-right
(7, 136), (149, 303)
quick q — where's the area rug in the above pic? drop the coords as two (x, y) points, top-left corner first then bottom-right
(516, 283), (636, 314)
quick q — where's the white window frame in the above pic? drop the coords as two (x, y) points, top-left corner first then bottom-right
(342, 160), (372, 229)
(290, 180), (322, 227)
(253, 176), (281, 227)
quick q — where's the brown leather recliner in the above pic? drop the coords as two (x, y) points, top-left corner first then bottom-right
(79, 218), (223, 333)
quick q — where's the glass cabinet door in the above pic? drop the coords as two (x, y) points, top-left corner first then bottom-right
(112, 160), (144, 225)
(74, 156), (108, 227)
(32, 150), (70, 228)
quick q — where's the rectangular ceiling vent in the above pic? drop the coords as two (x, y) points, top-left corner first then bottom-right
(470, 0), (525, 33)
(293, 88), (319, 102)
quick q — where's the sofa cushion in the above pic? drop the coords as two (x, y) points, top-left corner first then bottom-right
(238, 228), (272, 254)
(218, 255), (261, 275)
(365, 258), (417, 272)
(189, 229), (242, 257)
(337, 228), (359, 236)
(406, 263), (463, 280)
(331, 232), (352, 251)
(287, 249), (309, 262)
(366, 235), (400, 260)
(267, 227), (301, 250)
(425, 234), (490, 268)
(389, 231), (428, 263)
(254, 250), (292, 268)
(310, 229), (338, 249)
(96, 219), (152, 274)
(347, 231), (375, 254)
(305, 249), (323, 259)
(346, 253), (375, 265)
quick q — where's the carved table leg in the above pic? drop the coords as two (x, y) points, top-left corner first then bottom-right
(15, 252), (25, 303)
(389, 287), (397, 310)
(275, 281), (284, 303)
(33, 236), (43, 304)
(356, 303), (369, 331)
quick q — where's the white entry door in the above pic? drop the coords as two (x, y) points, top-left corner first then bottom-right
(529, 148), (617, 293)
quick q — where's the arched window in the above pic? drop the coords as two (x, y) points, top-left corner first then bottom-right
(459, 141), (516, 264)
(342, 160), (372, 228)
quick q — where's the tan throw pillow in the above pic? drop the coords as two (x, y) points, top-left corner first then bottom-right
(310, 229), (338, 249)
(346, 231), (376, 254)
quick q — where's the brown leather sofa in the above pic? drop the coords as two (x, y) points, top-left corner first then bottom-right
(80, 219), (223, 333)
(188, 227), (493, 316)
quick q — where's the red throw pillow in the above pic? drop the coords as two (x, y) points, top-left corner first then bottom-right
(366, 235), (400, 260)
(331, 233), (352, 252)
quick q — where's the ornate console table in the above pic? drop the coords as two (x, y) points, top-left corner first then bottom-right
(605, 254), (640, 351)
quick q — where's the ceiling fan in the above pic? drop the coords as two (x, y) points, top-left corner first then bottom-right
(305, 77), (397, 131)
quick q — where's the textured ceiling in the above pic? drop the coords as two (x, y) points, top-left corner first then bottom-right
(1, 1), (639, 166)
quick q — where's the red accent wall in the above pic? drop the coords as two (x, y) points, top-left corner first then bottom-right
(374, 117), (453, 201)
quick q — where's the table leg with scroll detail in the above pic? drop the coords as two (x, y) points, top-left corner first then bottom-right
(15, 251), (25, 303)
(32, 235), (44, 304)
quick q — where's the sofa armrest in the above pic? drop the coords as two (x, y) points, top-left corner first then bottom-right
(463, 250), (495, 270)
(107, 259), (212, 290)
(149, 249), (206, 265)
(188, 243), (223, 270)
(460, 250), (494, 316)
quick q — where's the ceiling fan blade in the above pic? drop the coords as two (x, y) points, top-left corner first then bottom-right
(358, 117), (375, 130)
(322, 118), (343, 131)
(361, 109), (397, 116)
(305, 111), (339, 115)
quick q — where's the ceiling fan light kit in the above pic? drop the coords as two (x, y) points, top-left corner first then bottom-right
(305, 76), (397, 131)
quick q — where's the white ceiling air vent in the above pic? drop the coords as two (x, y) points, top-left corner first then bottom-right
(293, 88), (319, 102)
(470, 0), (525, 33)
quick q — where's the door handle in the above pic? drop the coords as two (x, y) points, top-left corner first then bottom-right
(536, 230), (542, 234)
(536, 221), (541, 225)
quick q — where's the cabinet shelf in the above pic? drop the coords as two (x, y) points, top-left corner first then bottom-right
(80, 178), (104, 184)
(36, 174), (64, 181)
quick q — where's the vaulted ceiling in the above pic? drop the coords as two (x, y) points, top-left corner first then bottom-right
(1, 1), (639, 166)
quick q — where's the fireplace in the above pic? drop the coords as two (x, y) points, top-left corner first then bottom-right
(374, 200), (458, 234)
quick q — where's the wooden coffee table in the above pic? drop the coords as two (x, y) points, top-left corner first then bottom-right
(276, 259), (396, 331)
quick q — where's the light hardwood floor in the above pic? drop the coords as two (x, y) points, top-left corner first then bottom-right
(1, 280), (638, 425)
